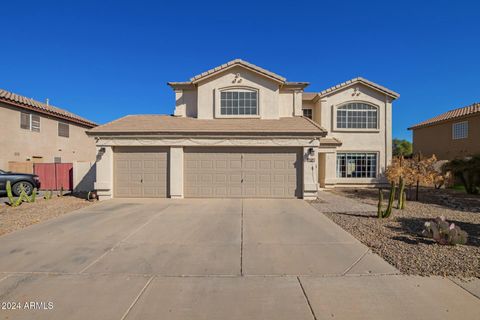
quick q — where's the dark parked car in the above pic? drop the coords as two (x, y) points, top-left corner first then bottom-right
(0, 169), (41, 196)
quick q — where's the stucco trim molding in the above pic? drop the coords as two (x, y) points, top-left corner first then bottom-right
(96, 137), (320, 147)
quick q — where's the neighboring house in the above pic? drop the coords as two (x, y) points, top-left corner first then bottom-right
(88, 59), (399, 200)
(409, 102), (480, 160)
(0, 88), (97, 172)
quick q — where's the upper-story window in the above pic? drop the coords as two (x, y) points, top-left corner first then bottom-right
(303, 108), (313, 119)
(58, 122), (69, 138)
(337, 103), (378, 129)
(452, 121), (468, 140)
(20, 112), (40, 132)
(220, 89), (258, 115)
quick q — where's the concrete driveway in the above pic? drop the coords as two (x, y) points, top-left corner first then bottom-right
(0, 199), (478, 319)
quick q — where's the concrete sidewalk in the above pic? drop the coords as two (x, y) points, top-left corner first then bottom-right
(0, 198), (477, 319)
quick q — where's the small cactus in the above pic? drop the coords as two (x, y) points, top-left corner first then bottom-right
(377, 188), (384, 218)
(422, 216), (468, 245)
(378, 182), (396, 218)
(44, 190), (53, 200)
(6, 181), (22, 207)
(59, 186), (64, 197)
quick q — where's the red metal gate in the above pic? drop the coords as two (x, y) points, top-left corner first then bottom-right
(34, 163), (73, 190)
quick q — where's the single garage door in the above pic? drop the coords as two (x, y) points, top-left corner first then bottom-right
(114, 147), (168, 198)
(184, 147), (302, 198)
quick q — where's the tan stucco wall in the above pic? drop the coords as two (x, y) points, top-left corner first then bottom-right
(0, 102), (97, 170)
(304, 84), (393, 186)
(174, 66), (298, 120)
(412, 114), (480, 160)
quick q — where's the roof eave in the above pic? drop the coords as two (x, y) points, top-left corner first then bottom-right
(167, 82), (196, 90)
(282, 82), (310, 89)
(0, 98), (97, 128)
(319, 78), (400, 100)
(87, 132), (327, 139)
(190, 62), (286, 85)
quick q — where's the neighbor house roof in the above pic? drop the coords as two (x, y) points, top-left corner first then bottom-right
(167, 59), (309, 89)
(0, 88), (97, 127)
(88, 115), (327, 136)
(408, 102), (480, 130)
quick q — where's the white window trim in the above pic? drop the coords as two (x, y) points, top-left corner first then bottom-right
(335, 151), (380, 179)
(332, 101), (380, 132)
(452, 121), (468, 140)
(215, 86), (260, 119)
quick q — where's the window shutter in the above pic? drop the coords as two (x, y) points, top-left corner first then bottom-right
(58, 122), (69, 137)
(31, 114), (40, 132)
(20, 112), (30, 129)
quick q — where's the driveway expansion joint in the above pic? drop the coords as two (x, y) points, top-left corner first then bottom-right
(341, 248), (370, 275)
(120, 275), (155, 320)
(447, 277), (480, 300)
(297, 276), (318, 320)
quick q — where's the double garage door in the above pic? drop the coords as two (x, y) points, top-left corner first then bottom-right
(114, 146), (301, 198)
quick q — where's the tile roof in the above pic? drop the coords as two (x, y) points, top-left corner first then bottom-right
(318, 77), (400, 99)
(0, 88), (97, 127)
(190, 59), (286, 83)
(409, 102), (480, 130)
(302, 92), (318, 101)
(88, 115), (327, 136)
(320, 137), (342, 146)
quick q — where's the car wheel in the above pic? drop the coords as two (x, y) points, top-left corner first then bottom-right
(12, 182), (34, 196)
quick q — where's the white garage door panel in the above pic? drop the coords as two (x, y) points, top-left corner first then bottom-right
(184, 147), (301, 198)
(114, 147), (168, 198)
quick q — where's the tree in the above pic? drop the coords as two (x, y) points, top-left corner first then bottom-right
(443, 155), (480, 194)
(392, 139), (413, 157)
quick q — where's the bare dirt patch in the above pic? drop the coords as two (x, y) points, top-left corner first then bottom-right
(0, 196), (94, 237)
(316, 188), (480, 278)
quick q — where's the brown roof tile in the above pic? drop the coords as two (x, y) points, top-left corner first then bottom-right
(302, 92), (318, 101)
(190, 59), (286, 83)
(409, 102), (480, 130)
(88, 115), (326, 136)
(0, 88), (97, 127)
(319, 77), (400, 99)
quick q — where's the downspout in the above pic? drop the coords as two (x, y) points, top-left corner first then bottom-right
(385, 95), (389, 170)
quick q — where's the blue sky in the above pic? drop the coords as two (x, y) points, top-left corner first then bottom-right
(1, 0), (478, 141)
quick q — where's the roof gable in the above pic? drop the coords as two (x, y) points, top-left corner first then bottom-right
(319, 77), (400, 99)
(190, 59), (286, 84)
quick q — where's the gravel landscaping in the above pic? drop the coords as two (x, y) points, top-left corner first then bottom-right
(312, 188), (480, 278)
(0, 195), (94, 237)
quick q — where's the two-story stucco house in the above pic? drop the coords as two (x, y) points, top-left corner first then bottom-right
(0, 89), (97, 172)
(88, 59), (399, 200)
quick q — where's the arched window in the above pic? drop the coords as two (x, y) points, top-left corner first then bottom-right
(220, 89), (258, 115)
(337, 103), (378, 129)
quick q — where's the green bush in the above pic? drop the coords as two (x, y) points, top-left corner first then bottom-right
(443, 155), (480, 194)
